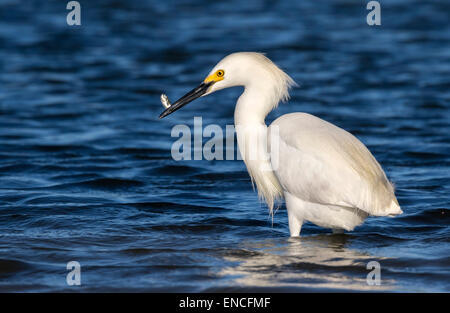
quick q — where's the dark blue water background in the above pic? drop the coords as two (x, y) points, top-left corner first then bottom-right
(0, 0), (449, 292)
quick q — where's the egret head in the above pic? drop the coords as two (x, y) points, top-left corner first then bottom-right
(159, 52), (296, 118)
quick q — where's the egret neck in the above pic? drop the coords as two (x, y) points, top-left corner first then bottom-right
(234, 83), (284, 214)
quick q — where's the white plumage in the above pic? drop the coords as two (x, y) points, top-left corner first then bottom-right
(270, 113), (401, 235)
(160, 52), (402, 236)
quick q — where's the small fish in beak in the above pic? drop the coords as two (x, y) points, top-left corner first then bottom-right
(160, 94), (171, 109)
(159, 81), (213, 119)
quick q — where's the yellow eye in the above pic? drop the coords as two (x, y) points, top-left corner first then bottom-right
(216, 70), (224, 77)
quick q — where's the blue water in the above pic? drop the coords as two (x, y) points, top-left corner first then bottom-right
(0, 0), (449, 292)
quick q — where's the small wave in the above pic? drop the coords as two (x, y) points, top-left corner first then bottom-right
(0, 259), (31, 278)
(150, 164), (202, 176)
(42, 178), (146, 191)
(123, 201), (226, 213)
(80, 178), (145, 190)
(398, 208), (449, 226)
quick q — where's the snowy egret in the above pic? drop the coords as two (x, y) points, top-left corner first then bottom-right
(159, 52), (402, 236)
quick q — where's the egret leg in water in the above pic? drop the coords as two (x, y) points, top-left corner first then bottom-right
(159, 52), (402, 237)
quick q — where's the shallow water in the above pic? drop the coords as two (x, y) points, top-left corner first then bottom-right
(0, 0), (449, 292)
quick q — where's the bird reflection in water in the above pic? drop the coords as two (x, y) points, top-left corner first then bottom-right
(217, 234), (396, 291)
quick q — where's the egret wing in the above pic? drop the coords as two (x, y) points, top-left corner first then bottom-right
(269, 113), (401, 216)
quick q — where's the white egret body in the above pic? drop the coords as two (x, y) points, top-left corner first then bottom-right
(160, 52), (402, 236)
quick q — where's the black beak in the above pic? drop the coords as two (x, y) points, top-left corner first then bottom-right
(159, 81), (213, 119)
